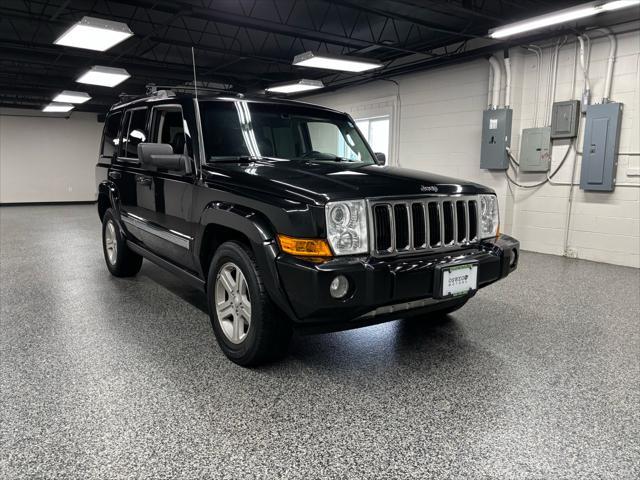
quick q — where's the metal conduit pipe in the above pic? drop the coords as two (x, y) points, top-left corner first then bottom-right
(488, 55), (502, 109)
(592, 27), (617, 102)
(503, 49), (512, 108)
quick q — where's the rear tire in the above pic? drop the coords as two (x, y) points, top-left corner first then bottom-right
(102, 208), (143, 277)
(207, 241), (291, 367)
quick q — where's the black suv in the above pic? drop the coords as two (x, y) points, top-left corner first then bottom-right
(96, 90), (519, 366)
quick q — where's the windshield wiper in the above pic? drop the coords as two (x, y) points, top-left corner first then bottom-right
(302, 152), (349, 162)
(208, 155), (253, 163)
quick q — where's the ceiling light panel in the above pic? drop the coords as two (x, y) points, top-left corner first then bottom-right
(266, 79), (324, 94)
(293, 51), (383, 72)
(488, 0), (640, 38)
(76, 66), (131, 87)
(54, 16), (133, 51)
(42, 103), (74, 113)
(53, 90), (91, 104)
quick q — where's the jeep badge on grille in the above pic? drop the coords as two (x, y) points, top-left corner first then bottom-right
(420, 185), (438, 192)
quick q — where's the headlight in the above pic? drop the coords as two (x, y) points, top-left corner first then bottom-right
(479, 194), (500, 239)
(325, 200), (368, 255)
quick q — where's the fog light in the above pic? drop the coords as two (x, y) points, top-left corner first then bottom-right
(329, 275), (349, 299)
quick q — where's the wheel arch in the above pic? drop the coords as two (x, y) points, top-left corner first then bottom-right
(197, 202), (297, 321)
(97, 181), (118, 221)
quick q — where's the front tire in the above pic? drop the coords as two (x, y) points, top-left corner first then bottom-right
(101, 209), (143, 277)
(207, 241), (291, 366)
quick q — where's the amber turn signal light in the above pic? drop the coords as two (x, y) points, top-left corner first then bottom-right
(277, 234), (333, 257)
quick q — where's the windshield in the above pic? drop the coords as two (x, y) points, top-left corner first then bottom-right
(199, 100), (376, 165)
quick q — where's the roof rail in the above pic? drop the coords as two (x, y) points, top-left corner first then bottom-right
(152, 84), (233, 94)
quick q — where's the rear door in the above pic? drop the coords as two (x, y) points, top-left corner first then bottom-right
(113, 106), (157, 247)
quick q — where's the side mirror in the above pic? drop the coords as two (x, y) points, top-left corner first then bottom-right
(138, 143), (192, 174)
(374, 152), (386, 164)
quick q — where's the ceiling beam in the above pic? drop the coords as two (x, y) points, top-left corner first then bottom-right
(323, 0), (484, 38)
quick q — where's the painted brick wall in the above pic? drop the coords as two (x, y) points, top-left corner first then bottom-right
(306, 25), (640, 268)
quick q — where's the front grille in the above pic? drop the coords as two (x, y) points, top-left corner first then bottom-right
(369, 196), (479, 256)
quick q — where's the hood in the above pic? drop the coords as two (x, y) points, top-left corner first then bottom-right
(202, 158), (493, 206)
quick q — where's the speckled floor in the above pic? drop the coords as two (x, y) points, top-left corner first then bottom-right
(1, 205), (639, 479)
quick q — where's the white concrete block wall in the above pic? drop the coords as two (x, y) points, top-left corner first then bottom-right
(510, 28), (640, 269)
(306, 23), (640, 268)
(0, 108), (103, 203)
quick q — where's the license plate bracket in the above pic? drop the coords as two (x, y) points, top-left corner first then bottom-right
(433, 261), (479, 299)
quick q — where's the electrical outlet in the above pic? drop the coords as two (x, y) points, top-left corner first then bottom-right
(566, 247), (578, 258)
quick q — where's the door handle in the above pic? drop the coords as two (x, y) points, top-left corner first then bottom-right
(136, 175), (152, 186)
(108, 171), (121, 180)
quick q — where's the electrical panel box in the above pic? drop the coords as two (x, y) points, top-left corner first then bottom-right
(480, 108), (512, 170)
(519, 127), (551, 172)
(580, 102), (623, 192)
(551, 100), (580, 139)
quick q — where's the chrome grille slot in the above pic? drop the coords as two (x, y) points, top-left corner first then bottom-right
(373, 204), (392, 252)
(427, 202), (440, 247)
(456, 201), (467, 243)
(393, 204), (410, 250)
(368, 195), (480, 257)
(411, 203), (427, 248)
(442, 201), (454, 245)
(468, 200), (478, 241)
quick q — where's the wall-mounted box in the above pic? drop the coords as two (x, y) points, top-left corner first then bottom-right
(551, 100), (580, 139)
(480, 108), (512, 170)
(580, 102), (623, 192)
(519, 127), (551, 172)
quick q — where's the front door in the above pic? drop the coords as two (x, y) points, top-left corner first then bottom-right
(141, 104), (198, 271)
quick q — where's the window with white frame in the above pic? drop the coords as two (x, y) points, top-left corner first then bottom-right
(355, 115), (390, 161)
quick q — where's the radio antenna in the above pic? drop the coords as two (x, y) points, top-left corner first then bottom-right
(191, 46), (198, 101)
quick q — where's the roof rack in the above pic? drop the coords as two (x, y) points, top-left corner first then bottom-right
(114, 92), (145, 106)
(150, 84), (238, 95)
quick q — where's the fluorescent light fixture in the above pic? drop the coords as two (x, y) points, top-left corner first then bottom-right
(53, 90), (91, 104)
(293, 51), (383, 72)
(54, 16), (133, 51)
(77, 66), (130, 87)
(489, 0), (640, 38)
(42, 103), (74, 113)
(265, 79), (324, 94)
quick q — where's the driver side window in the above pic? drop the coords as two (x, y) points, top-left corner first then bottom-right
(150, 106), (191, 157)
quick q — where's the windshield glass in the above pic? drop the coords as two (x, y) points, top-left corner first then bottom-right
(199, 100), (376, 165)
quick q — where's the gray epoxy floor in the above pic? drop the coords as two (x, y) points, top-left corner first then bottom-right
(1, 205), (638, 480)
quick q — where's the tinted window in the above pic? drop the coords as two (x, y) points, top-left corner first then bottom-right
(199, 101), (375, 165)
(101, 112), (122, 157)
(121, 108), (148, 159)
(151, 107), (190, 156)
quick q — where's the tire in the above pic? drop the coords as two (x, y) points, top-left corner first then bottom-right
(101, 208), (143, 277)
(207, 241), (291, 366)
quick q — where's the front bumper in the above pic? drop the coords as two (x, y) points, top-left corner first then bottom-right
(275, 234), (519, 325)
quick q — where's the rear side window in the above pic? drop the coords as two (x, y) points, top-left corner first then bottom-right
(120, 108), (148, 159)
(101, 112), (122, 157)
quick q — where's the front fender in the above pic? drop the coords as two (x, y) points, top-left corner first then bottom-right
(197, 202), (298, 321)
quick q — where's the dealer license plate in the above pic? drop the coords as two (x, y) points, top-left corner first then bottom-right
(441, 264), (478, 297)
